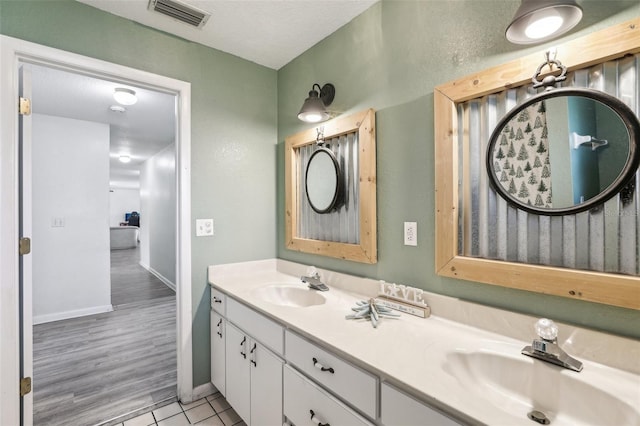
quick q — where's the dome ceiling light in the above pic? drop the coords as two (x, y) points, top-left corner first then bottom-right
(113, 88), (138, 106)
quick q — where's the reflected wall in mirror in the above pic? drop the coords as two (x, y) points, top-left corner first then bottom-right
(285, 109), (376, 263)
(305, 147), (343, 214)
(434, 18), (640, 309)
(487, 88), (640, 215)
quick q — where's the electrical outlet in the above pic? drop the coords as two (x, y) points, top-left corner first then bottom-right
(404, 222), (417, 246)
(196, 219), (214, 237)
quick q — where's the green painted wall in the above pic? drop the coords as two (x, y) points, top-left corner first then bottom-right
(3, 0), (639, 392)
(0, 1), (277, 386)
(277, 1), (640, 338)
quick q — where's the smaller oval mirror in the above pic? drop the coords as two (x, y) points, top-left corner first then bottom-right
(487, 88), (640, 215)
(305, 148), (342, 214)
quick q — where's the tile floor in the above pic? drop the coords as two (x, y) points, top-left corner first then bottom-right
(116, 392), (246, 426)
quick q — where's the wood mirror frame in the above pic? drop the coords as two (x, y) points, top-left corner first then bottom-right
(285, 108), (377, 263)
(434, 18), (640, 310)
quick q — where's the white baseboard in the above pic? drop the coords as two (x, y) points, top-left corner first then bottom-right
(33, 304), (113, 325)
(144, 265), (176, 291)
(190, 382), (217, 402)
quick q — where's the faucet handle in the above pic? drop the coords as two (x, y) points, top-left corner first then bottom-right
(306, 266), (320, 279)
(535, 318), (558, 341)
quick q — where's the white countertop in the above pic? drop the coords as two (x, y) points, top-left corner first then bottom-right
(208, 259), (640, 426)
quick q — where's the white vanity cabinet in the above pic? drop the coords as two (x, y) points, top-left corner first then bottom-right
(381, 382), (461, 426)
(210, 310), (226, 396)
(210, 287), (226, 313)
(209, 283), (464, 426)
(284, 366), (373, 426)
(226, 322), (284, 426)
(285, 330), (378, 419)
(226, 297), (284, 355)
(210, 289), (226, 396)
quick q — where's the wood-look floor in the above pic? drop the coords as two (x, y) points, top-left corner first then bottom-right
(110, 247), (175, 307)
(33, 246), (177, 426)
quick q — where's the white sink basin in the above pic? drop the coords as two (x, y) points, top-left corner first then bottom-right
(443, 344), (640, 425)
(251, 284), (326, 308)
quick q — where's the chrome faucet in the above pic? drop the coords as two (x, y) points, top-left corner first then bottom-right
(521, 318), (583, 372)
(301, 270), (329, 291)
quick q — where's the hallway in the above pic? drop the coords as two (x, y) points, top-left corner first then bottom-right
(33, 247), (177, 426)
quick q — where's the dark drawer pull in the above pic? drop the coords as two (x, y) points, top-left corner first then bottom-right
(240, 336), (246, 359)
(310, 409), (329, 426)
(312, 357), (335, 374)
(212, 297), (222, 303)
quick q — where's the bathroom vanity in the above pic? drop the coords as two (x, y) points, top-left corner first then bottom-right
(208, 259), (640, 426)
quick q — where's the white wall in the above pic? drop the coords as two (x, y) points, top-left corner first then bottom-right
(109, 188), (140, 226)
(32, 113), (112, 323)
(139, 144), (176, 287)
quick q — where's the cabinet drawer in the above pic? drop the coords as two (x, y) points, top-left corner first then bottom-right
(284, 365), (372, 426)
(210, 287), (226, 314)
(285, 330), (377, 419)
(227, 297), (284, 356)
(381, 382), (461, 426)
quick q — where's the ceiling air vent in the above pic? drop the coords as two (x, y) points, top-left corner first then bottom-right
(148, 0), (211, 28)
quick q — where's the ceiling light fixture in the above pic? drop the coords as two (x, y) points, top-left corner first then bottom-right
(109, 105), (126, 113)
(297, 83), (335, 123)
(119, 155), (132, 163)
(113, 88), (138, 106)
(506, 0), (582, 45)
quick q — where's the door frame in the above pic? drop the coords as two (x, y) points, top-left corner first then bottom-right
(0, 34), (193, 424)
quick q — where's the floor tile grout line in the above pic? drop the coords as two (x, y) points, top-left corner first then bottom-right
(127, 392), (241, 426)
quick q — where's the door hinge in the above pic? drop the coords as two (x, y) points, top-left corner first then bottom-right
(20, 377), (32, 397)
(19, 237), (31, 255)
(19, 97), (31, 116)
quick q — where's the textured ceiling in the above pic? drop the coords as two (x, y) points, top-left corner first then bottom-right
(28, 1), (378, 189)
(76, 0), (378, 70)
(28, 63), (176, 189)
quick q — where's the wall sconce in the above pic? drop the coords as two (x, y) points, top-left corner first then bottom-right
(297, 83), (335, 123)
(506, 0), (582, 44)
(113, 88), (138, 106)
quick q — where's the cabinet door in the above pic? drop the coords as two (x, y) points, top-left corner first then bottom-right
(225, 323), (251, 425)
(210, 311), (226, 396)
(249, 340), (283, 426)
(381, 382), (461, 426)
(284, 366), (372, 426)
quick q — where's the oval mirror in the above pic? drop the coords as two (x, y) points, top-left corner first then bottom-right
(305, 147), (342, 214)
(487, 88), (640, 215)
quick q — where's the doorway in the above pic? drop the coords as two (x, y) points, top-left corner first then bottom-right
(0, 35), (193, 425)
(27, 63), (178, 425)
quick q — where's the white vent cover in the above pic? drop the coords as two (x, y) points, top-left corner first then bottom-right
(148, 0), (211, 28)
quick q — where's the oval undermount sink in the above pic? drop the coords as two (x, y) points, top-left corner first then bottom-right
(443, 348), (640, 425)
(251, 284), (326, 308)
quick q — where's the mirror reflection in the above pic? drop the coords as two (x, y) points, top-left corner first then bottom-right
(305, 148), (342, 213)
(487, 90), (640, 215)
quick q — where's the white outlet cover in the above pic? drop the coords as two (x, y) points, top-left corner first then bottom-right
(196, 218), (214, 237)
(404, 221), (417, 246)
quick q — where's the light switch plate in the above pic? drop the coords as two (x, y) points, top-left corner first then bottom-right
(196, 218), (214, 237)
(404, 221), (417, 246)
